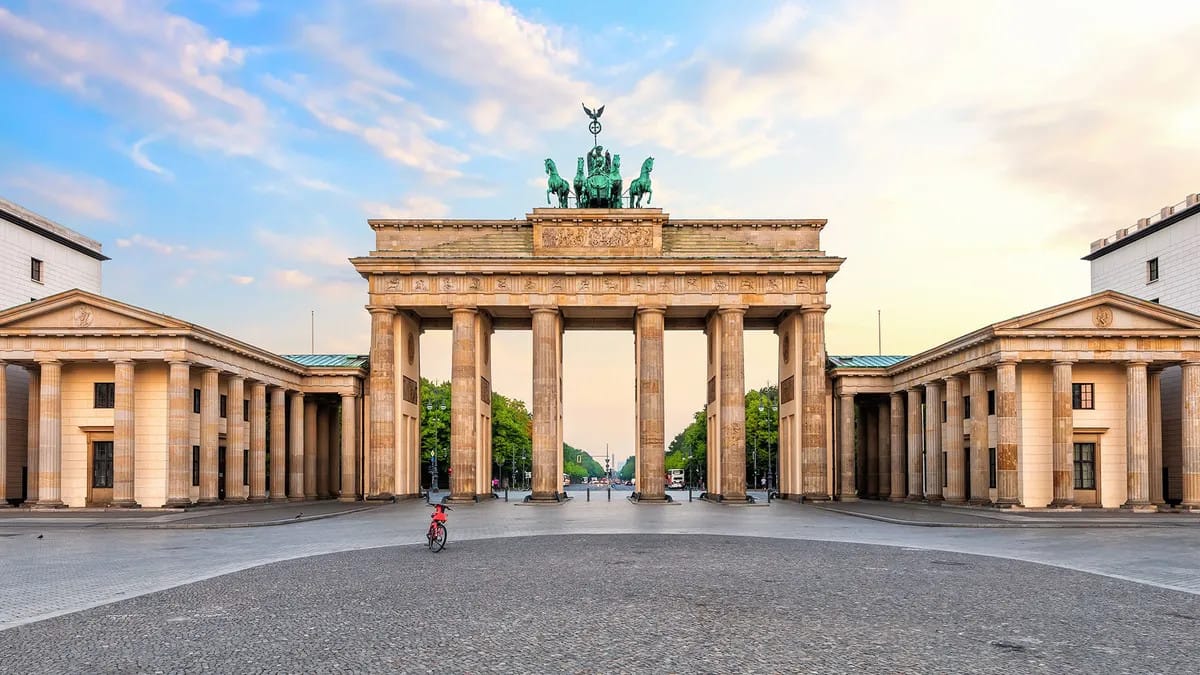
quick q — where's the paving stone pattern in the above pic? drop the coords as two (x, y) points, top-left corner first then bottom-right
(3, 535), (1199, 674)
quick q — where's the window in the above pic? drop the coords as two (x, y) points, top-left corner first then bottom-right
(94, 382), (115, 409)
(1073, 442), (1096, 489)
(1147, 257), (1159, 283)
(243, 399), (250, 420)
(192, 445), (201, 486)
(30, 258), (43, 283)
(243, 449), (250, 486)
(220, 394), (228, 419)
(987, 390), (996, 415)
(964, 396), (971, 419)
(193, 388), (201, 414)
(941, 400), (947, 423)
(92, 441), (114, 488)
(1072, 383), (1094, 410)
(942, 452), (948, 488)
(988, 448), (997, 488)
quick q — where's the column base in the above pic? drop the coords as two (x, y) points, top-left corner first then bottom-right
(1121, 502), (1158, 513)
(246, 496), (269, 503)
(992, 498), (1020, 508)
(0, 501), (13, 508)
(802, 493), (831, 502)
(888, 496), (907, 503)
(30, 500), (66, 509)
(1177, 504), (1200, 513)
(163, 498), (192, 508)
(905, 494), (923, 502)
(966, 498), (992, 506)
(269, 494), (288, 501)
(224, 497), (248, 504)
(836, 495), (860, 503)
(288, 496), (308, 502)
(338, 496), (359, 503)
(943, 498), (967, 505)
(196, 498), (220, 505)
(1048, 500), (1078, 509)
(925, 495), (944, 503)
(365, 492), (394, 502)
(109, 500), (141, 508)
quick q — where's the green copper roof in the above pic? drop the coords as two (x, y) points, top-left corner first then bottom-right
(282, 354), (368, 368)
(827, 355), (910, 369)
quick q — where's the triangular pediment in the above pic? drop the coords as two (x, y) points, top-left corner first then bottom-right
(0, 290), (191, 331)
(995, 291), (1200, 332)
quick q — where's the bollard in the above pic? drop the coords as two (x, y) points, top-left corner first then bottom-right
(587, 487), (590, 502)
(504, 487), (508, 502)
(689, 488), (693, 502)
(607, 487), (611, 501)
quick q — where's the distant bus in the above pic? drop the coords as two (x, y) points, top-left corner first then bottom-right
(667, 469), (684, 489)
(563, 473), (570, 487)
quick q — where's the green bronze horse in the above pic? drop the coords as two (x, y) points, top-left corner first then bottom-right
(629, 157), (654, 208)
(545, 158), (570, 208)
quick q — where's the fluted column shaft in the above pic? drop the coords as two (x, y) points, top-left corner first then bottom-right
(968, 369), (989, 503)
(889, 393), (905, 500)
(906, 388), (922, 500)
(943, 376), (965, 503)
(1148, 369), (1164, 505)
(1182, 363), (1200, 507)
(800, 306), (829, 499)
(367, 306), (396, 499)
(636, 307), (667, 500)
(340, 394), (358, 501)
(0, 363), (7, 506)
(248, 382), (267, 501)
(1125, 362), (1150, 506)
(165, 360), (191, 507)
(112, 360), (138, 506)
(225, 376), (245, 501)
(26, 367), (39, 503)
(316, 404), (331, 498)
(199, 368), (220, 503)
(326, 402), (340, 497)
(864, 405), (878, 497)
(837, 394), (856, 501)
(923, 381), (942, 501)
(304, 401), (318, 498)
(269, 387), (286, 500)
(289, 392), (304, 500)
(450, 307), (479, 501)
(35, 360), (63, 507)
(877, 401), (891, 499)
(719, 307), (747, 501)
(1051, 361), (1075, 506)
(531, 307), (561, 500)
(995, 361), (1019, 504)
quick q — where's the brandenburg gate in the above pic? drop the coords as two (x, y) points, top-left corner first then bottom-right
(351, 107), (844, 503)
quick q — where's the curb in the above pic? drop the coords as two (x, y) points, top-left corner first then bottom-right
(97, 505), (379, 530)
(810, 504), (1188, 529)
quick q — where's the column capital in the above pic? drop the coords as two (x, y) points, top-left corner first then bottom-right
(716, 304), (748, 316)
(924, 380), (941, 390)
(1052, 359), (1076, 367)
(530, 305), (561, 316)
(165, 357), (190, 366)
(997, 358), (1020, 366)
(966, 367), (986, 375)
(906, 385), (922, 393)
(111, 358), (134, 365)
(366, 305), (396, 316)
(839, 392), (854, 401)
(35, 357), (60, 366)
(800, 304), (832, 315)
(889, 391), (904, 401)
(204, 366), (221, 374)
(636, 305), (667, 315)
(290, 390), (305, 400)
(449, 305), (478, 315)
(1127, 360), (1151, 368)
(941, 374), (960, 384)
(1182, 361), (1200, 371)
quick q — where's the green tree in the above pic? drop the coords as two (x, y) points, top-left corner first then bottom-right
(618, 455), (636, 481)
(492, 393), (532, 484)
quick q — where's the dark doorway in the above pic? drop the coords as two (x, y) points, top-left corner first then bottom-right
(218, 446), (227, 500)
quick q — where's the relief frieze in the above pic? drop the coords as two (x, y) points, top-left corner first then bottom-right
(377, 273), (817, 298)
(540, 226), (652, 249)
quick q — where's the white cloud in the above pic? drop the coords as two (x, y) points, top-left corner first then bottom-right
(114, 233), (227, 261)
(1, 166), (118, 221)
(362, 196), (451, 219)
(272, 269), (314, 288)
(229, 274), (255, 285)
(129, 135), (173, 178)
(254, 229), (356, 267)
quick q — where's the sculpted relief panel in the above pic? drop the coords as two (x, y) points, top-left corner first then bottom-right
(541, 226), (652, 248)
(373, 272), (825, 301)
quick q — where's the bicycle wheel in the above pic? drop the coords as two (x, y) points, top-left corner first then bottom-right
(430, 522), (447, 552)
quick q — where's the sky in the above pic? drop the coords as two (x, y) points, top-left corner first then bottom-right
(2, 0), (1200, 469)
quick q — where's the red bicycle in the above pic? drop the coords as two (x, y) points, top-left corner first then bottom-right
(427, 503), (450, 552)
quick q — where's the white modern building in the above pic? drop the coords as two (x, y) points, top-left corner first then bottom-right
(1086, 191), (1200, 503)
(2, 197), (108, 503)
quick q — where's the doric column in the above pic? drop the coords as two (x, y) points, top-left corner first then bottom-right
(923, 381), (942, 501)
(889, 392), (905, 501)
(111, 360), (139, 507)
(837, 394), (856, 501)
(864, 404), (878, 497)
(304, 400), (318, 499)
(0, 362), (7, 507)
(34, 359), (64, 508)
(198, 368), (220, 504)
(248, 382), (267, 502)
(800, 305), (829, 499)
(636, 306), (667, 501)
(1051, 361), (1075, 506)
(26, 367), (40, 504)
(316, 404), (331, 498)
(367, 306), (396, 499)
(877, 401), (891, 500)
(340, 394), (358, 501)
(995, 361), (1019, 505)
(165, 360), (191, 508)
(326, 401), (340, 497)
(943, 375), (965, 503)
(1148, 368), (1165, 506)
(531, 306), (562, 501)
(906, 388), (922, 500)
(269, 387), (286, 500)
(719, 306), (747, 501)
(1125, 362), (1151, 507)
(225, 376), (246, 502)
(289, 392), (304, 500)
(1182, 362), (1200, 508)
(968, 369), (989, 504)
(450, 306), (478, 501)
